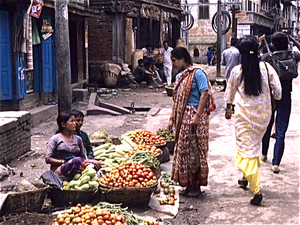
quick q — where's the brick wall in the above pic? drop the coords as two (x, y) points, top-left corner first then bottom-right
(19, 92), (57, 111)
(0, 111), (32, 164)
(88, 15), (113, 62)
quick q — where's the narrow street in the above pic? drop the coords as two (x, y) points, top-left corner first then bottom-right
(2, 76), (299, 224)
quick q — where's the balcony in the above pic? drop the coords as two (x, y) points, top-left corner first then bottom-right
(237, 11), (274, 28)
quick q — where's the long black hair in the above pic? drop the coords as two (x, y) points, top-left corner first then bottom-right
(171, 47), (193, 66)
(238, 35), (262, 96)
(55, 111), (73, 134)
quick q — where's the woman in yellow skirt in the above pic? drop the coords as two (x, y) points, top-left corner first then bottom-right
(224, 35), (282, 205)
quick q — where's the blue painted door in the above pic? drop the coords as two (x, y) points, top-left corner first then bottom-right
(42, 15), (53, 93)
(0, 10), (13, 100)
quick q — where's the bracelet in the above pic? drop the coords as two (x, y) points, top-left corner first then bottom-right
(195, 111), (201, 117)
(226, 105), (233, 112)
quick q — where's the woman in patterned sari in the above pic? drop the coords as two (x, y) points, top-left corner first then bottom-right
(168, 47), (215, 197)
(224, 35), (282, 205)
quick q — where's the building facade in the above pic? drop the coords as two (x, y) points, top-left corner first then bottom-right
(0, 0), (94, 111)
(187, 0), (299, 64)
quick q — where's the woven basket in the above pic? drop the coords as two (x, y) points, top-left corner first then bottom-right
(156, 145), (170, 163)
(0, 212), (54, 225)
(99, 183), (157, 207)
(165, 86), (173, 96)
(103, 71), (119, 88)
(166, 140), (175, 155)
(48, 187), (99, 207)
(151, 166), (161, 179)
(0, 183), (48, 216)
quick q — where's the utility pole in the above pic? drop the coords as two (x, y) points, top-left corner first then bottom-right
(55, 0), (72, 114)
(217, 0), (221, 77)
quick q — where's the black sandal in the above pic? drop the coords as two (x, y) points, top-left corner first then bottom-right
(238, 179), (248, 190)
(250, 193), (263, 206)
(179, 188), (191, 196)
(187, 189), (203, 197)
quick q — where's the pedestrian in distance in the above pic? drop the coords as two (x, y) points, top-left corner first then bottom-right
(206, 47), (214, 66)
(141, 44), (156, 72)
(224, 35), (282, 205)
(160, 40), (173, 86)
(72, 109), (94, 159)
(222, 37), (240, 81)
(133, 59), (154, 89)
(168, 47), (215, 197)
(260, 31), (300, 173)
(45, 111), (87, 180)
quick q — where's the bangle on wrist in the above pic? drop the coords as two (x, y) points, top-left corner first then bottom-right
(226, 105), (232, 111)
(196, 111), (201, 117)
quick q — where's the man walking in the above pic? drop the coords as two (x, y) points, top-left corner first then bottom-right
(261, 32), (300, 173)
(221, 37), (240, 81)
(160, 40), (173, 85)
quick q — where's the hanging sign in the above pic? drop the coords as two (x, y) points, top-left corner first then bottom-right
(28, 0), (44, 18)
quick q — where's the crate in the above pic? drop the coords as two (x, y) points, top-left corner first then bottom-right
(0, 183), (48, 216)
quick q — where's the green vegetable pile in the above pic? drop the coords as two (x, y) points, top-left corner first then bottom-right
(129, 151), (160, 169)
(63, 164), (99, 190)
(157, 128), (175, 141)
(162, 172), (179, 186)
(97, 202), (143, 225)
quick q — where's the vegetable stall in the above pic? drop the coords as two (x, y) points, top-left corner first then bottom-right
(0, 129), (178, 225)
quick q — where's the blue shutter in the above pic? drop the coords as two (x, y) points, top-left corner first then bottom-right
(13, 11), (27, 99)
(42, 15), (53, 93)
(0, 10), (13, 100)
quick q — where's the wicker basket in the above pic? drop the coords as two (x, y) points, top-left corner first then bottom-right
(0, 212), (54, 225)
(156, 145), (170, 163)
(99, 183), (157, 207)
(151, 166), (161, 179)
(165, 86), (173, 96)
(48, 187), (99, 207)
(103, 71), (119, 88)
(166, 140), (175, 155)
(0, 183), (48, 216)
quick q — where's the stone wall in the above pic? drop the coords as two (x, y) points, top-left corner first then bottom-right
(0, 111), (32, 164)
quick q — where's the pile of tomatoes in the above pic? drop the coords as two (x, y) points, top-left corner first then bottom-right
(128, 144), (161, 157)
(99, 161), (157, 188)
(53, 204), (125, 225)
(129, 130), (166, 146)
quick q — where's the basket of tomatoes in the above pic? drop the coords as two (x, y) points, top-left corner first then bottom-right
(99, 161), (158, 207)
(52, 203), (127, 225)
(127, 129), (166, 147)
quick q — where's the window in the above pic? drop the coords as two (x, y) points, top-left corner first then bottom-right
(248, 1), (252, 11)
(198, 0), (209, 19)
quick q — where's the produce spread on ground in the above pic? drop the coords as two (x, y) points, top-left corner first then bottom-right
(0, 129), (177, 225)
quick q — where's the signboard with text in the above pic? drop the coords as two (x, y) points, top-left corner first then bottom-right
(28, 0), (44, 18)
(237, 25), (251, 38)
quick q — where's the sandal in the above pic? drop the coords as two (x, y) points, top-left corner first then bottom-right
(187, 189), (203, 197)
(238, 179), (248, 190)
(179, 188), (191, 196)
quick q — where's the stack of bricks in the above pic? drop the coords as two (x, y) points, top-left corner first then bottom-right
(0, 111), (32, 164)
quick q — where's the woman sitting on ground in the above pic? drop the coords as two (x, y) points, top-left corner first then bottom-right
(45, 111), (88, 180)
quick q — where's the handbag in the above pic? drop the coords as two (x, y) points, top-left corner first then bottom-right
(263, 61), (276, 111)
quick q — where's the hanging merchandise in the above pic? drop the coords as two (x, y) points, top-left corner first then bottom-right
(28, 0), (44, 18)
(32, 19), (41, 45)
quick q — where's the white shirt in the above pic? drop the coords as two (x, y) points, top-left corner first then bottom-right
(160, 47), (173, 66)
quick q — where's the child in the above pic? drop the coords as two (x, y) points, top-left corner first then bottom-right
(72, 109), (94, 159)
